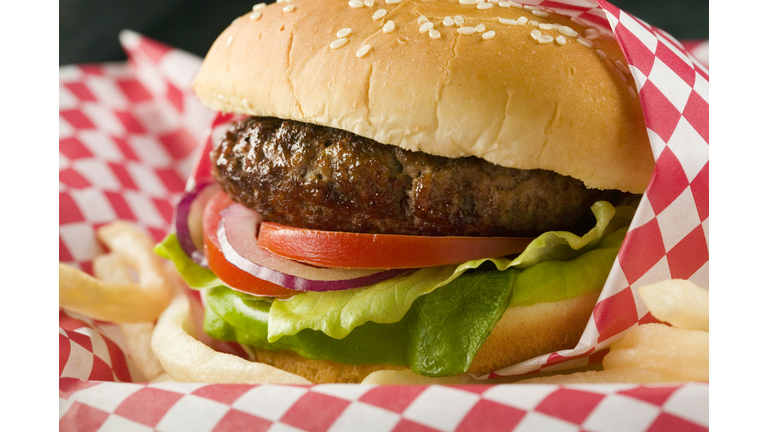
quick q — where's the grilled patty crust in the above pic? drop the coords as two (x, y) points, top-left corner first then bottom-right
(212, 117), (628, 237)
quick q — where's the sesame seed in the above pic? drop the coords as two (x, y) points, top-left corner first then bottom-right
(628, 86), (637, 98)
(538, 35), (553, 44)
(571, 16), (588, 28)
(614, 67), (627, 83)
(458, 26), (477, 35)
(429, 29), (441, 39)
(443, 16), (455, 26)
(420, 22), (434, 33)
(459, 0), (476, 4)
(373, 9), (386, 20)
(283, 4), (294, 12)
(454, 15), (465, 24)
(509, 1), (523, 7)
(277, 0), (284, 3)
(482, 30), (496, 39)
(498, 1), (511, 7)
(253, 3), (266, 10)
(596, 49), (607, 59)
(477, 2), (492, 9)
(539, 23), (554, 30)
(488, 0), (499, 3)
(475, 23), (486, 32)
(529, 20), (539, 26)
(241, 98), (250, 107)
(218, 94), (224, 99)
(559, 26), (578, 37)
(556, 35), (566, 45)
(530, 29), (541, 39)
(364, 0), (374, 6)
(330, 38), (348, 49)
(585, 28), (599, 36)
(356, 44), (372, 57)
(383, 20), (395, 33)
(226, 35), (233, 46)
(385, 0), (402, 4)
(516, 16), (528, 25)
(576, 37), (593, 47)
(249, 11), (262, 20)
(532, 10), (549, 17)
(523, 5), (535, 11)
(586, 33), (599, 40)
(499, 18), (516, 25)
(337, 28), (352, 38)
(418, 16), (429, 24)
(349, 0), (364, 8)
(615, 61), (630, 74)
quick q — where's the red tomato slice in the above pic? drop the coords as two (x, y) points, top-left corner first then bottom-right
(258, 222), (535, 269)
(203, 191), (299, 298)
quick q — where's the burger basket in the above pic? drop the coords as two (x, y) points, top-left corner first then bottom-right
(59, 0), (709, 430)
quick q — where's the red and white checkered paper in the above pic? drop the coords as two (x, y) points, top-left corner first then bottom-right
(59, 0), (708, 429)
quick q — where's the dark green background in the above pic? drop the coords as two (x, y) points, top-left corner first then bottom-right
(60, 0), (709, 66)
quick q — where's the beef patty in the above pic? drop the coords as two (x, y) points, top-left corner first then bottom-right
(211, 117), (628, 237)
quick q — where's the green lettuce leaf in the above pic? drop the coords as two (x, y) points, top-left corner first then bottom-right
(154, 233), (223, 290)
(204, 266), (515, 376)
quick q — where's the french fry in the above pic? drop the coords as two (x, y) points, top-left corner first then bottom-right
(120, 322), (165, 381)
(639, 279), (709, 331)
(151, 294), (312, 384)
(604, 323), (708, 381)
(59, 222), (174, 323)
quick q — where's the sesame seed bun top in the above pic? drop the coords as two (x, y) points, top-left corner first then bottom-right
(193, 0), (654, 194)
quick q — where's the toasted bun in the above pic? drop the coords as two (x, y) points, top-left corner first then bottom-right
(194, 0), (653, 193)
(249, 289), (600, 383)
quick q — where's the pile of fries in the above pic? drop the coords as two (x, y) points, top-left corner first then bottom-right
(59, 221), (708, 385)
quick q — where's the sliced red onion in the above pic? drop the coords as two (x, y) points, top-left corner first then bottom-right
(218, 203), (411, 292)
(174, 181), (220, 267)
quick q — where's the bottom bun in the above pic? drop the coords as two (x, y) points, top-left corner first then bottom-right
(250, 289), (601, 383)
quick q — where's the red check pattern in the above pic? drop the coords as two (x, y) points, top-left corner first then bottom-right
(59, 1), (708, 430)
(59, 30), (215, 273)
(59, 379), (709, 432)
(59, 309), (144, 383)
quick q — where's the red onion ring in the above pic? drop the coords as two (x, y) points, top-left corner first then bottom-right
(217, 202), (411, 292)
(174, 181), (220, 267)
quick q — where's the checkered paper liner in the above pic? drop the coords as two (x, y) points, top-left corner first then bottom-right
(60, 378), (709, 432)
(59, 0), (708, 430)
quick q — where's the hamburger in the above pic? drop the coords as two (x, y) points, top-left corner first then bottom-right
(157, 0), (654, 383)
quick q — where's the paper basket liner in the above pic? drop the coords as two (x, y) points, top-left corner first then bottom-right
(59, 1), (708, 430)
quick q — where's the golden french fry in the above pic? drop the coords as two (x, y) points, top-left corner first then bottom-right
(603, 323), (708, 381)
(60, 264), (171, 322)
(639, 279), (709, 331)
(121, 322), (165, 381)
(97, 222), (166, 290)
(151, 294), (312, 384)
(93, 253), (135, 284)
(59, 222), (174, 323)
